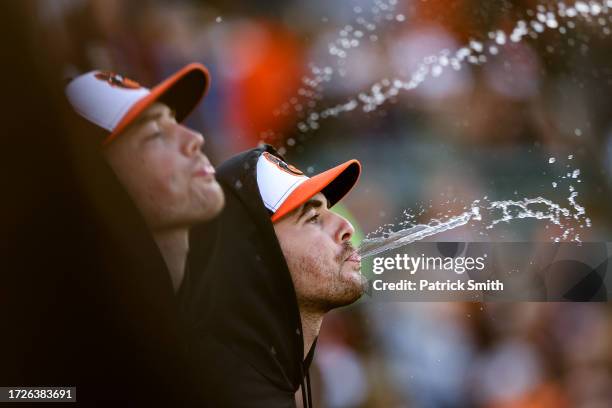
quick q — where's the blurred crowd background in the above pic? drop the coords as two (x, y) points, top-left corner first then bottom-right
(10, 0), (612, 406)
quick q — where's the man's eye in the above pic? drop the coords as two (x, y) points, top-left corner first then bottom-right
(145, 122), (165, 140)
(307, 214), (320, 224)
(147, 130), (164, 140)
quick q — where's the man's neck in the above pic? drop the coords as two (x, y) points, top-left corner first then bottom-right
(152, 228), (189, 292)
(299, 307), (325, 357)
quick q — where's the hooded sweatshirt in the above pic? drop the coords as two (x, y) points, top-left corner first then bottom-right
(6, 134), (202, 405)
(182, 145), (314, 407)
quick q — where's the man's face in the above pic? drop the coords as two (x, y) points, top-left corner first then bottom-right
(103, 102), (224, 230)
(273, 193), (365, 312)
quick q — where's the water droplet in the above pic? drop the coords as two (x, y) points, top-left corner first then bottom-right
(575, 2), (590, 14)
(495, 31), (506, 45)
(215, 16), (223, 23)
(548, 157), (556, 164)
(469, 40), (483, 52)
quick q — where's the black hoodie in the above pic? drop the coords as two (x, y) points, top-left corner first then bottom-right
(183, 145), (314, 407)
(5, 131), (202, 405)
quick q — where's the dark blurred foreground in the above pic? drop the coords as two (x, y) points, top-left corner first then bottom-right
(0, 2), (203, 405)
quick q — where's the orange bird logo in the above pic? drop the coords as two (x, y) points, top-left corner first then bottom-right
(262, 152), (304, 176)
(94, 71), (141, 89)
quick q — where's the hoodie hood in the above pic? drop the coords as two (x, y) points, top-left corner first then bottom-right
(183, 145), (310, 403)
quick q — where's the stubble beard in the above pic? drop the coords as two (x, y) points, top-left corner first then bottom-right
(292, 243), (366, 314)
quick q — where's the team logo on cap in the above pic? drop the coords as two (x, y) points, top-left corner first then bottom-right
(94, 71), (141, 89)
(262, 152), (304, 176)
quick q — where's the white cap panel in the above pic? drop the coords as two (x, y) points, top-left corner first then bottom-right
(65, 71), (150, 131)
(256, 153), (309, 212)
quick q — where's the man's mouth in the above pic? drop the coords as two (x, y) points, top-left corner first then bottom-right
(193, 161), (216, 179)
(345, 251), (361, 263)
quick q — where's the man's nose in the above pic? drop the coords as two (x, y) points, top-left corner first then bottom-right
(332, 213), (355, 244)
(180, 125), (205, 156)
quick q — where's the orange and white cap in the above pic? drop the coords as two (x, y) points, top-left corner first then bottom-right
(65, 63), (210, 145)
(256, 151), (361, 222)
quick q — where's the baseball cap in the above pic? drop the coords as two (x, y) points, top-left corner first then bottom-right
(65, 63), (210, 145)
(256, 151), (361, 222)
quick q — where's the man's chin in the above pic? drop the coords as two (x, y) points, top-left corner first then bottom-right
(340, 269), (367, 302)
(196, 181), (225, 221)
(354, 274), (368, 297)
